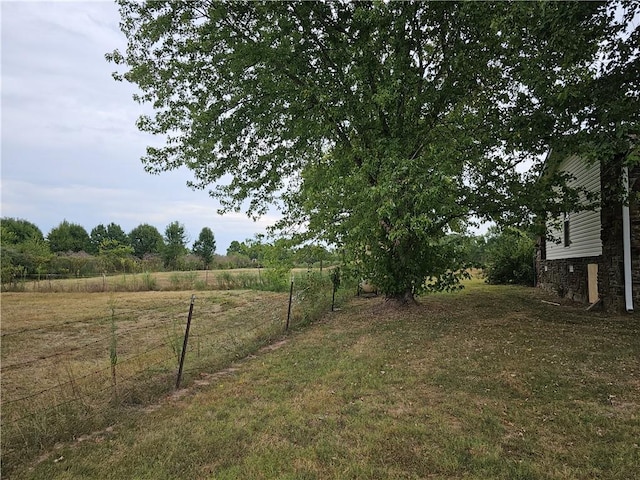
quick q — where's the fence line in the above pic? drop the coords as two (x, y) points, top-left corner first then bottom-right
(2, 353), (180, 429)
(1, 272), (355, 477)
(1, 308), (184, 374)
(1, 363), (114, 408)
(0, 337), (176, 408)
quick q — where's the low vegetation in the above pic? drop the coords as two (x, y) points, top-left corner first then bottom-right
(5, 277), (638, 479)
(4, 268), (325, 294)
(483, 227), (536, 286)
(1, 269), (353, 477)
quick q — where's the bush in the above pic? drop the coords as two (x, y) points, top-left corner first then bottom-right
(176, 254), (202, 271)
(211, 254), (254, 269)
(140, 254), (163, 272)
(484, 228), (535, 286)
(260, 267), (290, 292)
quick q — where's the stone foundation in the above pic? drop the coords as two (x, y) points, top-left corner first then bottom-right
(599, 162), (640, 311)
(537, 256), (601, 304)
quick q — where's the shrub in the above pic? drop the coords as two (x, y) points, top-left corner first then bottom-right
(177, 254), (202, 271)
(484, 228), (535, 286)
(141, 272), (158, 290)
(260, 267), (290, 292)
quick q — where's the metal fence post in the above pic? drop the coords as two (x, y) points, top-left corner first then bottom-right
(176, 294), (196, 390)
(331, 267), (340, 312)
(286, 280), (294, 331)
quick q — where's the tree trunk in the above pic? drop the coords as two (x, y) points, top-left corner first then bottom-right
(385, 288), (418, 306)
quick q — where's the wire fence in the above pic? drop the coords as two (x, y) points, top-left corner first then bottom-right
(2, 268), (337, 294)
(0, 270), (356, 476)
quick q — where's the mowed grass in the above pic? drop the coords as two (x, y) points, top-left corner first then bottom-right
(10, 281), (639, 480)
(1, 290), (289, 399)
(1, 289), (290, 475)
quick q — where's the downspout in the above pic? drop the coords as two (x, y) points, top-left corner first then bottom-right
(622, 166), (634, 313)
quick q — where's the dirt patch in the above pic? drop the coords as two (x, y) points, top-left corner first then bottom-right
(32, 425), (117, 469)
(166, 338), (289, 403)
(193, 367), (241, 387)
(258, 339), (288, 352)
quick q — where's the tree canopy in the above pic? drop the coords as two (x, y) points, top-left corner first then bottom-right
(47, 220), (91, 253)
(1, 218), (44, 245)
(90, 223), (130, 254)
(110, 1), (639, 301)
(192, 227), (216, 268)
(1, 218), (50, 284)
(163, 221), (188, 270)
(129, 223), (165, 258)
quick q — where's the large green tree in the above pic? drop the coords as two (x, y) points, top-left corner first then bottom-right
(0, 218), (50, 283)
(1, 218), (44, 245)
(129, 223), (164, 258)
(47, 220), (91, 253)
(192, 227), (216, 269)
(110, 1), (638, 301)
(226, 240), (249, 257)
(90, 222), (130, 254)
(162, 221), (188, 270)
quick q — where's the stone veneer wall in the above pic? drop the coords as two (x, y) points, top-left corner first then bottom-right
(599, 163), (640, 311)
(632, 165), (640, 309)
(536, 163), (640, 312)
(537, 256), (601, 304)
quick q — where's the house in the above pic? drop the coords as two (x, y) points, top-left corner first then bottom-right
(536, 154), (639, 312)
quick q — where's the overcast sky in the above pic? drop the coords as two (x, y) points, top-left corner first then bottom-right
(1, 1), (279, 253)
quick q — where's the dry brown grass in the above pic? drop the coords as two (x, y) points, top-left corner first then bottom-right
(1, 289), (288, 402)
(16, 267), (321, 293)
(5, 276), (639, 479)
(17, 269), (261, 292)
(0, 289), (290, 475)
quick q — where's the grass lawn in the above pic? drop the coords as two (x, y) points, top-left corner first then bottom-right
(9, 281), (640, 479)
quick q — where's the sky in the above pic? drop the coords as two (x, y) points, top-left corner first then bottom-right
(1, 0), (279, 253)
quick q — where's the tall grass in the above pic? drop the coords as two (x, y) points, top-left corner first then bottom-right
(1, 269), (354, 477)
(289, 270), (355, 327)
(15, 268), (307, 293)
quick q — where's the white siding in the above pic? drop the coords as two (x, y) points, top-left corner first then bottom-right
(546, 155), (602, 260)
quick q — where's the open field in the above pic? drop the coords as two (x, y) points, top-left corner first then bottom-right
(1, 290), (289, 401)
(5, 281), (639, 479)
(1, 269), (350, 477)
(1, 289), (290, 474)
(11, 267), (329, 293)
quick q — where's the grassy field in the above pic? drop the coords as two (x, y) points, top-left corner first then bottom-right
(5, 280), (639, 479)
(15, 268), (323, 293)
(1, 289), (290, 475)
(1, 268), (349, 477)
(1, 289), (290, 400)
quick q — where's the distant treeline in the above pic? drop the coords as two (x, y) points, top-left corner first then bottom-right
(0, 218), (340, 286)
(1, 217), (536, 288)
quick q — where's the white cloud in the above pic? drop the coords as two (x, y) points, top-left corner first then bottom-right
(1, 1), (280, 252)
(2, 2), (143, 151)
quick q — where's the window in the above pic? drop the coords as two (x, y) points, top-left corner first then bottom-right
(563, 212), (571, 247)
